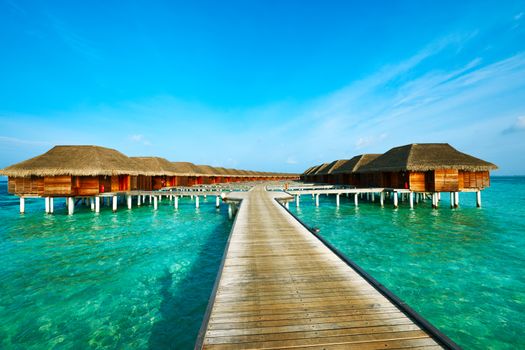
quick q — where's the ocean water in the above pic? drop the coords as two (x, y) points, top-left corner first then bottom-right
(289, 177), (525, 349)
(0, 182), (231, 349)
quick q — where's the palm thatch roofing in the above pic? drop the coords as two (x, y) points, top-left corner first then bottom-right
(304, 164), (323, 176)
(358, 144), (498, 173)
(195, 165), (220, 176)
(131, 157), (179, 176)
(316, 159), (350, 175)
(301, 165), (317, 176)
(171, 162), (199, 176)
(0, 145), (139, 177)
(331, 154), (382, 174)
(310, 163), (331, 176)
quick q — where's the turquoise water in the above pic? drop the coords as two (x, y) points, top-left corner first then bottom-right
(289, 177), (525, 349)
(0, 183), (231, 349)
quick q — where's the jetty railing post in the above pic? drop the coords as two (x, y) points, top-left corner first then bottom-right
(68, 197), (75, 215)
(454, 192), (459, 208)
(409, 192), (414, 209)
(393, 191), (398, 208)
(50, 198), (54, 214)
(196, 195), (200, 208)
(336, 194), (340, 207)
(19, 197), (25, 214)
(174, 195), (179, 209)
(112, 195), (117, 212)
(45, 197), (50, 214)
(476, 191), (482, 207)
(153, 196), (158, 210)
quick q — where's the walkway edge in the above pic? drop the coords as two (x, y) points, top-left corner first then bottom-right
(274, 197), (461, 350)
(194, 198), (243, 350)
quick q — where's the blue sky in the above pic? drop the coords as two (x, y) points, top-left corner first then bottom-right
(1, 0), (525, 174)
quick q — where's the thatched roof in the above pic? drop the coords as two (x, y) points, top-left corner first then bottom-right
(131, 157), (179, 176)
(310, 163), (331, 175)
(332, 154), (382, 174)
(195, 165), (219, 176)
(0, 145), (139, 177)
(316, 159), (350, 175)
(171, 162), (199, 176)
(358, 144), (498, 173)
(301, 166), (317, 176)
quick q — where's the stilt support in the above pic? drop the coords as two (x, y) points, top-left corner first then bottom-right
(174, 196), (179, 209)
(45, 197), (50, 213)
(380, 192), (384, 207)
(315, 194), (319, 207)
(127, 195), (132, 210)
(393, 192), (398, 208)
(455, 192), (459, 208)
(196, 196), (200, 208)
(153, 196), (158, 210)
(50, 198), (54, 214)
(112, 196), (117, 212)
(20, 197), (25, 214)
(336, 194), (340, 207)
(216, 196), (220, 208)
(409, 192), (414, 209)
(354, 193), (359, 207)
(95, 197), (100, 213)
(476, 191), (481, 207)
(68, 197), (75, 215)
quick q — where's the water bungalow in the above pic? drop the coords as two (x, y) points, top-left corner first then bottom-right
(358, 143), (496, 190)
(131, 156), (178, 190)
(331, 154), (382, 186)
(170, 162), (199, 186)
(1, 145), (138, 213)
(195, 165), (220, 184)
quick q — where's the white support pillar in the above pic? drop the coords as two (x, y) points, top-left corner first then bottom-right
(409, 192), (414, 209)
(149, 195), (152, 204)
(89, 197), (94, 211)
(437, 192), (441, 201)
(174, 195), (179, 209)
(380, 192), (384, 207)
(371, 193), (375, 202)
(454, 192), (459, 208)
(45, 197), (50, 213)
(393, 192), (398, 208)
(415, 193), (419, 204)
(137, 195), (141, 206)
(195, 196), (200, 208)
(49, 198), (54, 214)
(126, 195), (132, 209)
(315, 194), (319, 207)
(432, 193), (438, 209)
(153, 196), (158, 210)
(354, 193), (359, 207)
(228, 204), (233, 219)
(476, 191), (481, 207)
(68, 197), (75, 215)
(112, 196), (118, 212)
(95, 197), (100, 213)
(295, 195), (300, 207)
(20, 197), (25, 214)
(216, 196), (220, 208)
(450, 192), (455, 208)
(336, 194), (340, 207)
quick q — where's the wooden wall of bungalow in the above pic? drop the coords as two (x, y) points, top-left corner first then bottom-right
(7, 174), (145, 197)
(355, 170), (490, 191)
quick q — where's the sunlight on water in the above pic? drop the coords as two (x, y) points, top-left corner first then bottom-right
(290, 177), (525, 349)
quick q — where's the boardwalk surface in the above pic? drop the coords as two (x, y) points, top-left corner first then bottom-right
(198, 186), (443, 349)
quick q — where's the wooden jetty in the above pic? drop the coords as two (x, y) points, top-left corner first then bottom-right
(196, 186), (458, 349)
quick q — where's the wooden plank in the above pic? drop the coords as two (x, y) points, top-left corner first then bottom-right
(197, 186), (446, 350)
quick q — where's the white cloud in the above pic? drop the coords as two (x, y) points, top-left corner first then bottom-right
(503, 116), (525, 134)
(129, 134), (151, 146)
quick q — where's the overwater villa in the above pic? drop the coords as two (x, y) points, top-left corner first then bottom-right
(300, 143), (497, 208)
(0, 145), (298, 214)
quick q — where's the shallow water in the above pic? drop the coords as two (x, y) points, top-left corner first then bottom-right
(0, 184), (231, 349)
(289, 177), (525, 349)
